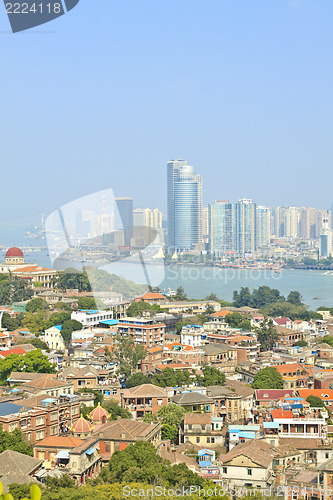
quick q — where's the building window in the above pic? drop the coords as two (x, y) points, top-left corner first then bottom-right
(105, 442), (110, 452)
(196, 437), (200, 443)
(247, 469), (252, 476)
(222, 467), (227, 474)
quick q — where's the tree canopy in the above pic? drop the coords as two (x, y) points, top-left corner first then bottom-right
(125, 372), (150, 388)
(25, 298), (49, 313)
(0, 426), (33, 456)
(252, 367), (284, 389)
(0, 350), (56, 383)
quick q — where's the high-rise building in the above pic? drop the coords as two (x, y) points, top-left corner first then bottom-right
(236, 199), (257, 255)
(208, 201), (236, 255)
(115, 197), (133, 246)
(167, 160), (202, 252)
(256, 206), (271, 246)
(201, 207), (209, 244)
(133, 208), (162, 229)
(319, 217), (332, 258)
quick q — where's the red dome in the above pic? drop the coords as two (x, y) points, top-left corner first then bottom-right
(89, 403), (109, 422)
(6, 247), (24, 257)
(71, 415), (93, 434)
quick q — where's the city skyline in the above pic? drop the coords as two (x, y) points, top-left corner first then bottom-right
(2, 1), (333, 227)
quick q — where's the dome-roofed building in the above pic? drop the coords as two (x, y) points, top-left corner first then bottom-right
(0, 247), (56, 288)
(89, 403), (109, 425)
(71, 415), (94, 438)
(5, 247), (25, 265)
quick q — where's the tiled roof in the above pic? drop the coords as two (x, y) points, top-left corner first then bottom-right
(297, 389), (333, 401)
(122, 384), (167, 398)
(141, 292), (166, 300)
(255, 389), (296, 401)
(220, 439), (276, 468)
(212, 310), (233, 317)
(12, 265), (53, 273)
(94, 418), (160, 440)
(0, 449), (42, 476)
(0, 348), (26, 357)
(34, 436), (84, 448)
(271, 408), (293, 419)
(171, 392), (213, 405)
(184, 413), (212, 425)
(22, 377), (70, 390)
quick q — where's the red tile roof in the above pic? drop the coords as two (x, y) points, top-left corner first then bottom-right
(271, 408), (293, 419)
(0, 348), (26, 357)
(297, 389), (333, 401)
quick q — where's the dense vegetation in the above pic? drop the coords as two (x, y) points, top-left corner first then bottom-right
(0, 350), (56, 384)
(252, 367), (284, 389)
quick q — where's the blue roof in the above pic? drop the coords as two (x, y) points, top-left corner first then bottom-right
(189, 324), (203, 328)
(263, 422), (279, 429)
(99, 319), (119, 326)
(198, 449), (215, 456)
(54, 325), (62, 331)
(0, 402), (25, 417)
(78, 309), (99, 314)
(86, 447), (95, 455)
(238, 431), (255, 439)
(42, 398), (57, 403)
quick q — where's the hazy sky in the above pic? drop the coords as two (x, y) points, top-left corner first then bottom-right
(1, 0), (333, 232)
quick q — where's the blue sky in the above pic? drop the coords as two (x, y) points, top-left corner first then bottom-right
(1, 0), (333, 231)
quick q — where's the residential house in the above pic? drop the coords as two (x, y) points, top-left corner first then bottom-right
(271, 363), (313, 390)
(271, 407), (328, 440)
(171, 391), (215, 414)
(255, 389), (297, 407)
(275, 325), (303, 347)
(120, 384), (168, 418)
(0, 394), (80, 444)
(228, 424), (261, 450)
(95, 418), (162, 463)
(116, 317), (166, 347)
(205, 386), (242, 423)
(201, 344), (237, 373)
(20, 376), (74, 398)
(44, 325), (65, 350)
(179, 413), (224, 446)
(0, 449), (42, 494)
(219, 439), (277, 489)
(180, 325), (207, 348)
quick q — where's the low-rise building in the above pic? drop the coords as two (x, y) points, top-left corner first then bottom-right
(171, 391), (215, 414)
(44, 325), (65, 350)
(180, 325), (207, 348)
(117, 317), (166, 347)
(0, 393), (80, 444)
(95, 418), (162, 463)
(179, 413), (224, 446)
(120, 384), (168, 418)
(219, 439), (277, 489)
(201, 343), (237, 373)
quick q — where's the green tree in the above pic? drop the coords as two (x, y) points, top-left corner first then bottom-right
(125, 373), (150, 388)
(25, 298), (49, 313)
(293, 340), (308, 347)
(252, 367), (284, 389)
(174, 286), (187, 301)
(1, 312), (23, 331)
(77, 296), (98, 310)
(196, 366), (225, 387)
(21, 311), (48, 334)
(152, 367), (191, 388)
(115, 336), (146, 377)
(254, 319), (278, 351)
(126, 301), (165, 317)
(60, 319), (82, 346)
(225, 312), (244, 327)
(8, 482), (32, 499)
(205, 293), (219, 301)
(287, 291), (303, 306)
(322, 335), (333, 347)
(306, 395), (327, 408)
(54, 301), (72, 311)
(0, 426), (33, 456)
(22, 349), (57, 373)
(232, 287), (251, 307)
(77, 388), (103, 405)
(102, 400), (132, 420)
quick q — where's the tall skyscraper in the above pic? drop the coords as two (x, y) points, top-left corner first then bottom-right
(256, 206), (271, 246)
(115, 197), (133, 246)
(320, 217), (332, 258)
(209, 201), (237, 255)
(167, 160), (202, 252)
(236, 199), (257, 255)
